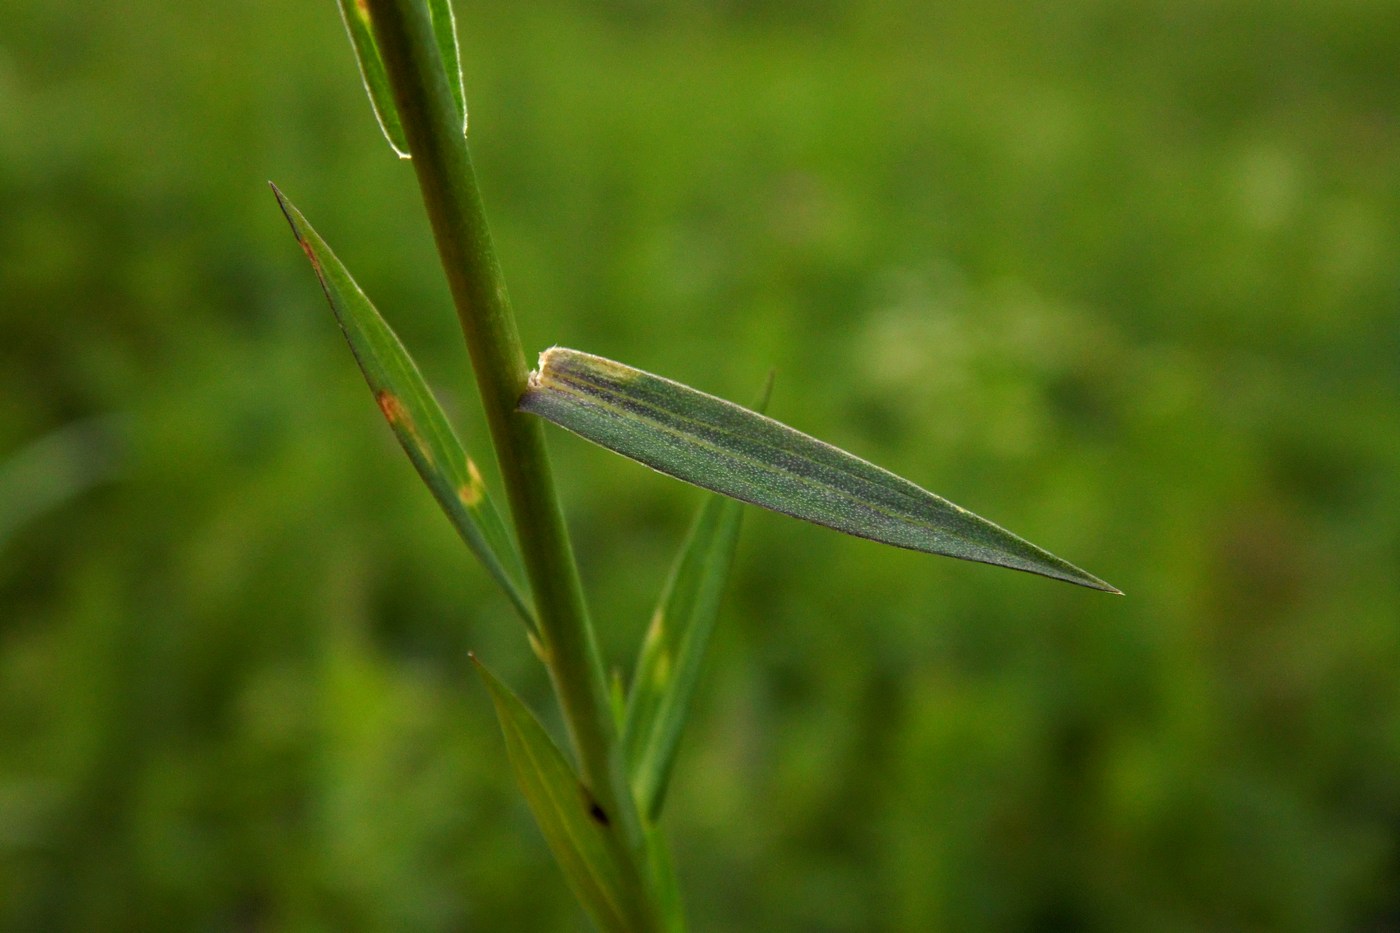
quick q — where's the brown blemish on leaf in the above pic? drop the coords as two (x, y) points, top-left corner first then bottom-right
(297, 236), (322, 274)
(268, 184), (322, 275)
(582, 786), (611, 827)
(376, 389), (407, 424)
(376, 391), (434, 467)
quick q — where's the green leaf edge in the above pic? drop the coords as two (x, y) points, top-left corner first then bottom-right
(271, 184), (535, 626)
(520, 348), (1120, 594)
(426, 0), (468, 134)
(336, 0), (468, 157)
(625, 488), (744, 822)
(336, 0), (410, 156)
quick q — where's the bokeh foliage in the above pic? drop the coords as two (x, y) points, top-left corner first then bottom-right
(3, 0), (1398, 929)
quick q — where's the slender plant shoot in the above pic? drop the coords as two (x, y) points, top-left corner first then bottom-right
(274, 0), (1119, 928)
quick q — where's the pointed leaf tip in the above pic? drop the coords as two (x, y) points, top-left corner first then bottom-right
(520, 348), (1117, 593)
(273, 187), (535, 625)
(334, 0), (467, 155)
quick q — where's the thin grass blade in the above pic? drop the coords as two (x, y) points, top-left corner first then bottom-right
(272, 185), (533, 625)
(519, 348), (1118, 593)
(0, 416), (123, 554)
(624, 491), (743, 820)
(336, 0), (467, 157)
(426, 0), (467, 133)
(336, 0), (409, 155)
(473, 656), (662, 933)
(623, 376), (772, 821)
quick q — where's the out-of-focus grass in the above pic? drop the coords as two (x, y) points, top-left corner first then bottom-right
(2, 0), (1397, 929)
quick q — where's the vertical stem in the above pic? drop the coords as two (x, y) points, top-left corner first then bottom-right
(362, 2), (659, 925)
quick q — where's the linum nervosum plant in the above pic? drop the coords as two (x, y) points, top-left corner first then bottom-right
(273, 2), (1119, 929)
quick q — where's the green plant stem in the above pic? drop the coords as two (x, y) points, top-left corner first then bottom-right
(362, 1), (659, 921)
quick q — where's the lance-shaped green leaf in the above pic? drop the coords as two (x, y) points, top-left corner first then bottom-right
(272, 185), (534, 625)
(624, 488), (745, 822)
(623, 376), (771, 822)
(336, 0), (467, 157)
(519, 348), (1119, 593)
(473, 656), (665, 933)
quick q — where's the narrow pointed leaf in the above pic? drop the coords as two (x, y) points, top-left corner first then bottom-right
(336, 0), (409, 155)
(624, 492), (744, 820)
(623, 376), (772, 821)
(520, 348), (1118, 593)
(337, 0), (467, 157)
(473, 656), (661, 933)
(426, 0), (468, 132)
(272, 185), (534, 625)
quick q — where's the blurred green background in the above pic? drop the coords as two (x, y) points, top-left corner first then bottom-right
(3, 0), (1399, 929)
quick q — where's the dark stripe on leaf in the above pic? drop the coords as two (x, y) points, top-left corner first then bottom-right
(520, 348), (1117, 593)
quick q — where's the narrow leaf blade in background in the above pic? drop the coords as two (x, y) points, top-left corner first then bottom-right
(623, 376), (771, 822)
(336, 0), (467, 156)
(473, 656), (657, 933)
(624, 491), (745, 821)
(0, 416), (123, 555)
(272, 185), (534, 625)
(520, 348), (1118, 593)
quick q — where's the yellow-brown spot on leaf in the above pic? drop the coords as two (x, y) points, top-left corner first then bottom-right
(297, 237), (323, 274)
(645, 608), (666, 645)
(587, 356), (640, 384)
(527, 631), (549, 665)
(376, 390), (407, 425)
(651, 649), (672, 689)
(458, 459), (485, 507)
(376, 391), (434, 467)
(538, 347), (640, 388)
